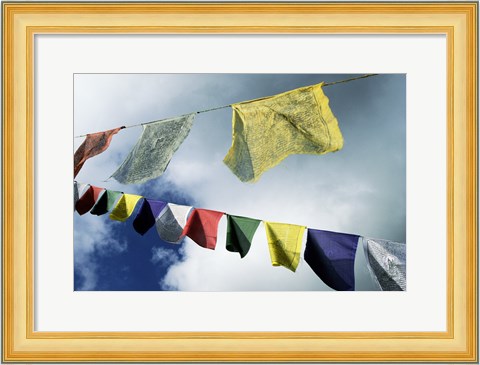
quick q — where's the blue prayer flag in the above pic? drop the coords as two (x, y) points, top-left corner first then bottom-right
(133, 199), (168, 235)
(304, 229), (359, 291)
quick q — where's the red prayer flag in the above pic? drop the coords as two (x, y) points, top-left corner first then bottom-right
(74, 127), (123, 177)
(75, 185), (104, 215)
(182, 209), (224, 250)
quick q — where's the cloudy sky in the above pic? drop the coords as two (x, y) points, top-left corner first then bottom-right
(73, 73), (405, 291)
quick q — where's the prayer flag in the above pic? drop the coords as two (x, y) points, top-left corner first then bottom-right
(133, 199), (168, 235)
(183, 209), (224, 250)
(75, 185), (104, 215)
(363, 237), (406, 291)
(74, 182), (89, 208)
(264, 222), (306, 272)
(110, 114), (195, 184)
(304, 229), (359, 291)
(226, 215), (260, 258)
(155, 203), (193, 243)
(90, 189), (122, 216)
(109, 193), (142, 222)
(74, 182), (79, 208)
(224, 82), (343, 182)
(74, 182), (86, 209)
(74, 127), (123, 177)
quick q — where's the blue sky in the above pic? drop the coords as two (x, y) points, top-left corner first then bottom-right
(73, 74), (406, 291)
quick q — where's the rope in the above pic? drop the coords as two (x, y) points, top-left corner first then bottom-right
(74, 73), (379, 138)
(323, 73), (379, 87)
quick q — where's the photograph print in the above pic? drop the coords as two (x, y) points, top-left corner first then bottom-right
(73, 73), (406, 292)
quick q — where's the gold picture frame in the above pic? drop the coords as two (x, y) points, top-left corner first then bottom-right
(2, 2), (477, 362)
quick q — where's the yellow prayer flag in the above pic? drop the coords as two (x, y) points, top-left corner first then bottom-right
(109, 194), (142, 222)
(224, 82), (344, 182)
(264, 221), (306, 272)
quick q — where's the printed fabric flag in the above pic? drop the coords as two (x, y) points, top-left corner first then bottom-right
(73, 182), (89, 209)
(133, 199), (168, 235)
(264, 222), (306, 272)
(304, 229), (359, 291)
(74, 182), (79, 207)
(226, 215), (261, 258)
(183, 209), (224, 250)
(110, 114), (195, 184)
(90, 189), (122, 216)
(74, 127), (123, 177)
(75, 185), (104, 215)
(155, 203), (193, 243)
(109, 193), (142, 222)
(363, 237), (406, 291)
(223, 82), (344, 182)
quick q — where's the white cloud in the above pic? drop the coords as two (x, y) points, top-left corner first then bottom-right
(74, 214), (128, 290)
(151, 246), (179, 266)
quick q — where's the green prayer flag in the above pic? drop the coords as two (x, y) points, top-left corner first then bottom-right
(226, 215), (261, 258)
(90, 190), (122, 216)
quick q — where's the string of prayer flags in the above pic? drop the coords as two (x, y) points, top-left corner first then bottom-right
(223, 82), (344, 182)
(363, 237), (406, 291)
(74, 182), (407, 291)
(72, 77), (385, 184)
(133, 199), (168, 235)
(110, 114), (195, 184)
(75, 185), (104, 215)
(155, 203), (193, 243)
(226, 215), (261, 258)
(109, 193), (142, 222)
(74, 127), (123, 177)
(182, 209), (224, 250)
(90, 189), (122, 216)
(304, 229), (359, 291)
(264, 222), (306, 272)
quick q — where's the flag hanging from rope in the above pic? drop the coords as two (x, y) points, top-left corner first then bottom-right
(363, 237), (406, 291)
(75, 185), (104, 215)
(90, 189), (122, 216)
(74, 127), (123, 177)
(133, 199), (168, 235)
(110, 114), (195, 184)
(226, 215), (261, 258)
(182, 209), (224, 250)
(223, 82), (344, 182)
(264, 222), (306, 272)
(73, 182), (89, 209)
(109, 193), (142, 222)
(74, 182), (79, 207)
(304, 229), (359, 291)
(155, 203), (193, 243)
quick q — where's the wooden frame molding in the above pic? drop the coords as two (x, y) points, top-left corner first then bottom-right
(2, 2), (477, 362)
